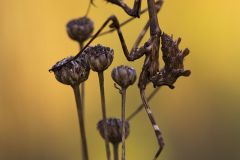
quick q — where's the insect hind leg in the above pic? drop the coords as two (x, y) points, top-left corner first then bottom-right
(140, 89), (164, 160)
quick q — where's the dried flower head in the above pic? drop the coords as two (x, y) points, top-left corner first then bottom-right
(97, 118), (130, 145)
(151, 33), (191, 89)
(86, 44), (114, 72)
(66, 16), (94, 43)
(111, 65), (137, 88)
(51, 55), (90, 86)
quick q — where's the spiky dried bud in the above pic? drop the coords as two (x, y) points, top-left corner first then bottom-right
(51, 55), (90, 86)
(66, 16), (94, 43)
(86, 44), (114, 72)
(151, 33), (191, 89)
(111, 65), (137, 88)
(97, 118), (130, 145)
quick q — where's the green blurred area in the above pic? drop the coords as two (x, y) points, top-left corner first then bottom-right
(0, 0), (240, 160)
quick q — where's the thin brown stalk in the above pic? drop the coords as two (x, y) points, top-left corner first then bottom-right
(85, 0), (93, 17)
(72, 85), (89, 160)
(121, 89), (127, 160)
(79, 42), (85, 119)
(98, 72), (111, 160)
(113, 144), (119, 160)
(79, 42), (84, 51)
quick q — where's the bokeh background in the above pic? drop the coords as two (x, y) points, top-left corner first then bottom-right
(0, 0), (240, 160)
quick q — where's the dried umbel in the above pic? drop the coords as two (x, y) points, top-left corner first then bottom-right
(97, 118), (130, 145)
(51, 55), (90, 86)
(66, 16), (94, 43)
(111, 65), (137, 89)
(86, 44), (114, 72)
(151, 33), (191, 89)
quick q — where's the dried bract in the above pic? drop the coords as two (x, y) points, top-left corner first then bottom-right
(97, 118), (130, 145)
(112, 65), (137, 88)
(86, 44), (114, 72)
(151, 33), (191, 89)
(66, 16), (94, 43)
(51, 55), (90, 86)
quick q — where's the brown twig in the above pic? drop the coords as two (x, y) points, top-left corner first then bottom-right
(121, 88), (126, 160)
(98, 72), (111, 160)
(72, 85), (89, 160)
(113, 144), (119, 160)
(79, 42), (85, 120)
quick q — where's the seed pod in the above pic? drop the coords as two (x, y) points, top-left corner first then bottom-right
(111, 65), (137, 88)
(97, 118), (130, 145)
(66, 16), (94, 43)
(51, 55), (90, 86)
(86, 44), (114, 72)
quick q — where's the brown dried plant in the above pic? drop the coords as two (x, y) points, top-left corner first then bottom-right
(49, 1), (190, 160)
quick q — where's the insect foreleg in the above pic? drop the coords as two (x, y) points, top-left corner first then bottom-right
(106, 0), (142, 17)
(99, 0), (163, 37)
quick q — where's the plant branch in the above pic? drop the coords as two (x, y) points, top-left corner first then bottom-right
(72, 85), (89, 160)
(113, 144), (119, 160)
(98, 72), (111, 160)
(85, 0), (93, 17)
(121, 88), (126, 160)
(79, 42), (85, 120)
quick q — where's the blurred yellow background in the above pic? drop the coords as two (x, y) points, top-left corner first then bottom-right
(0, 0), (240, 160)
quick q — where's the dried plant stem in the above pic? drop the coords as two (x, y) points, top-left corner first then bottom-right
(79, 42), (84, 51)
(113, 144), (119, 160)
(98, 72), (111, 160)
(72, 85), (89, 160)
(85, 0), (92, 17)
(79, 42), (86, 160)
(79, 42), (85, 119)
(81, 83), (85, 116)
(121, 88), (127, 160)
(126, 87), (160, 121)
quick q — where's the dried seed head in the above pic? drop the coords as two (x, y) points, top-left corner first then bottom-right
(97, 118), (130, 145)
(86, 44), (114, 72)
(66, 16), (94, 43)
(111, 65), (137, 88)
(151, 33), (191, 89)
(51, 54), (90, 86)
